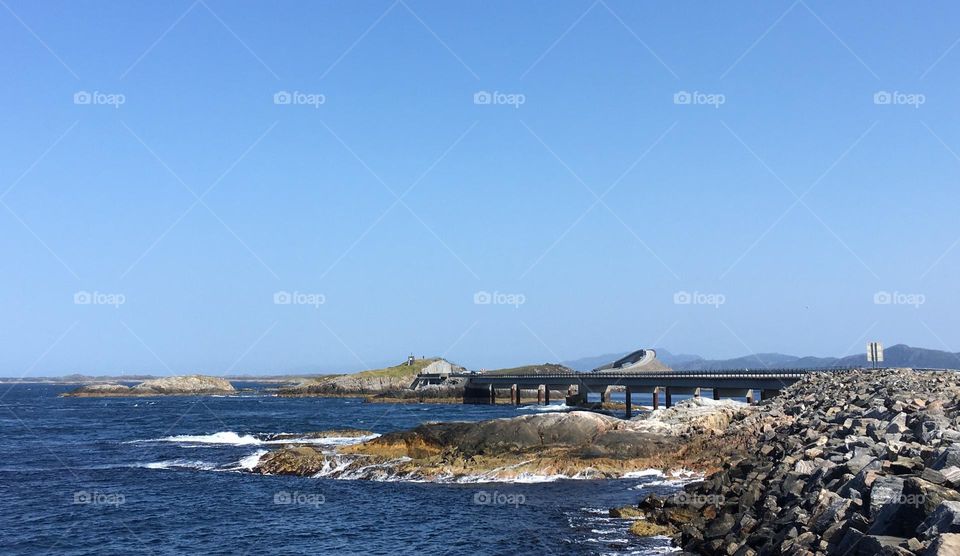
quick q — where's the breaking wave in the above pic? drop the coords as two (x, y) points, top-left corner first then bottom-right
(130, 431), (380, 447)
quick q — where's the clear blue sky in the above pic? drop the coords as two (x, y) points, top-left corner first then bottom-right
(3, 1), (960, 375)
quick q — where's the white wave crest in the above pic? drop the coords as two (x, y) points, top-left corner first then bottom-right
(133, 431), (380, 447)
(622, 469), (665, 479)
(516, 404), (570, 413)
(233, 450), (269, 471)
(141, 459), (218, 471)
(159, 431), (263, 445)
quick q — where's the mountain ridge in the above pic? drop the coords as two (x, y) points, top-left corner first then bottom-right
(561, 344), (960, 371)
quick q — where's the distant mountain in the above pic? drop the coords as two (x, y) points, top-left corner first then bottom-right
(564, 344), (960, 371)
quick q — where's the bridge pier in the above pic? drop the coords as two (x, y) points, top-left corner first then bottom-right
(712, 388), (720, 401)
(664, 387), (672, 409)
(651, 387), (659, 410)
(489, 384), (496, 404)
(746, 389), (754, 404)
(544, 386), (550, 405)
(566, 385), (586, 406)
(625, 387), (633, 419)
(599, 389), (607, 404)
(511, 384), (520, 405)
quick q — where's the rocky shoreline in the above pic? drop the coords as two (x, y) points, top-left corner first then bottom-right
(632, 368), (960, 555)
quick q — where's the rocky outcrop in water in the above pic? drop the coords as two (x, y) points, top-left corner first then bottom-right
(63, 375), (236, 397)
(635, 368), (960, 555)
(252, 400), (749, 482)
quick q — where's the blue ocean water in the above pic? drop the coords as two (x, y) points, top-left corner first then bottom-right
(0, 383), (681, 555)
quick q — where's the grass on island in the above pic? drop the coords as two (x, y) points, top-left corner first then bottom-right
(295, 358), (440, 384)
(483, 363), (574, 376)
(350, 358), (439, 378)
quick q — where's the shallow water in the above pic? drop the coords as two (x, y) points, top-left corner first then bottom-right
(0, 383), (681, 555)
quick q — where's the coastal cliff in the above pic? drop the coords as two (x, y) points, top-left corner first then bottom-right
(62, 375), (236, 397)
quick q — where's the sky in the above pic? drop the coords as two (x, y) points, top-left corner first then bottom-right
(2, 1), (960, 375)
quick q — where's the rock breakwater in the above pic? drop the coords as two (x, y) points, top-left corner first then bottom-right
(636, 368), (960, 555)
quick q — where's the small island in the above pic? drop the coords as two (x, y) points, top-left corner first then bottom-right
(61, 375), (237, 397)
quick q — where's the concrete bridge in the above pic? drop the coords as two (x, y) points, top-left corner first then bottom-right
(450, 368), (836, 418)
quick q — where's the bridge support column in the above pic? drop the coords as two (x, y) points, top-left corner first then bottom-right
(693, 388), (701, 399)
(566, 385), (586, 406)
(544, 386), (550, 405)
(511, 384), (520, 405)
(665, 387), (672, 409)
(625, 387), (633, 419)
(489, 384), (496, 404)
(651, 387), (659, 410)
(761, 389), (780, 401)
(712, 388), (720, 401)
(746, 389), (754, 404)
(600, 389), (607, 404)
(537, 385), (544, 405)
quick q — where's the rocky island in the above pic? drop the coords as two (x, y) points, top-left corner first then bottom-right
(62, 375), (237, 397)
(252, 397), (745, 481)
(277, 357), (468, 402)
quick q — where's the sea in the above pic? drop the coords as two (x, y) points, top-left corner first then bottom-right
(0, 383), (687, 555)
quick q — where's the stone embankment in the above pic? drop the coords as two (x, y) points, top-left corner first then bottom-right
(634, 369), (960, 555)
